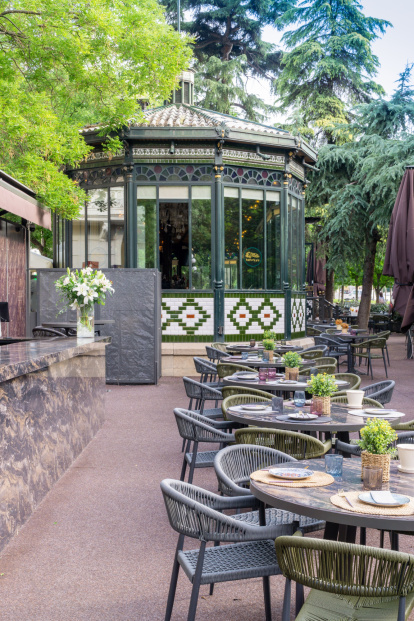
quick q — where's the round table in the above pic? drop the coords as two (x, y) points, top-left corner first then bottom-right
(226, 343), (303, 354)
(225, 354), (314, 369)
(222, 375), (350, 395)
(250, 458), (414, 542)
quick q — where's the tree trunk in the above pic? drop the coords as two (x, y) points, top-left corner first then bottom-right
(325, 269), (335, 304)
(358, 235), (379, 329)
(355, 281), (359, 301)
(341, 285), (344, 305)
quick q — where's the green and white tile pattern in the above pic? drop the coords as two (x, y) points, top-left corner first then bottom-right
(225, 294), (285, 339)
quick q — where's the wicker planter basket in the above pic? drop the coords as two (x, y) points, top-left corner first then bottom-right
(312, 396), (331, 416)
(263, 350), (274, 362)
(361, 451), (391, 482)
(342, 327), (349, 334)
(285, 367), (299, 381)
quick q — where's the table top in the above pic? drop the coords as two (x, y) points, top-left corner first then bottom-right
(42, 321), (115, 328)
(225, 355), (313, 368)
(226, 344), (303, 353)
(226, 402), (376, 432)
(222, 376), (350, 393)
(250, 458), (414, 532)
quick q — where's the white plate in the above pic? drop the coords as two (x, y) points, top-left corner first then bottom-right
(288, 413), (318, 421)
(235, 372), (258, 380)
(363, 410), (404, 419)
(347, 410), (404, 419)
(358, 492), (410, 507)
(241, 404), (269, 411)
(278, 379), (297, 384)
(268, 468), (314, 480)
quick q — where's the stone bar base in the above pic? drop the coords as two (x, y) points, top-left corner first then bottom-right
(0, 338), (107, 551)
(161, 338), (314, 377)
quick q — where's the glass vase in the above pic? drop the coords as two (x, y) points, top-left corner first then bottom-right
(76, 304), (95, 338)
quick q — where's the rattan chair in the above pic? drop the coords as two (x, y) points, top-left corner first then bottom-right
(300, 347), (327, 360)
(395, 419), (414, 431)
(332, 372), (361, 396)
(221, 393), (271, 421)
(32, 326), (67, 338)
(311, 356), (337, 367)
(275, 534), (414, 621)
(193, 357), (220, 385)
(182, 377), (223, 418)
(331, 395), (383, 408)
(300, 363), (336, 376)
(362, 380), (395, 405)
(235, 427), (332, 459)
(211, 341), (228, 352)
(351, 337), (388, 379)
(216, 362), (256, 379)
(306, 326), (322, 336)
(161, 478), (291, 621)
(214, 444), (325, 534)
(337, 432), (414, 458)
(314, 334), (349, 370)
(205, 345), (231, 362)
(174, 408), (235, 484)
(221, 386), (276, 400)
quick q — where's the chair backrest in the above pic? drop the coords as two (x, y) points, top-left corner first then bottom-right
(300, 348), (326, 360)
(311, 356), (337, 367)
(375, 330), (391, 340)
(234, 427), (328, 459)
(306, 326), (322, 336)
(206, 345), (230, 362)
(221, 386), (275, 400)
(214, 444), (296, 496)
(333, 373), (361, 390)
(335, 439), (361, 457)
(216, 362), (256, 379)
(211, 342), (228, 352)
(32, 326), (67, 338)
(331, 395), (383, 408)
(173, 408), (232, 443)
(275, 536), (414, 598)
(325, 328), (339, 334)
(182, 377), (222, 413)
(354, 337), (386, 350)
(193, 356), (217, 380)
(222, 393), (271, 420)
(362, 380), (395, 405)
(396, 432), (414, 444)
(300, 364), (336, 376)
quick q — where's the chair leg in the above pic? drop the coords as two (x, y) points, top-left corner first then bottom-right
(209, 541), (220, 595)
(359, 527), (366, 546)
(380, 530), (385, 548)
(187, 541), (206, 621)
(398, 596), (406, 621)
(187, 442), (198, 484)
(180, 440), (191, 481)
(295, 582), (304, 615)
(165, 534), (184, 621)
(262, 576), (272, 621)
(383, 350), (388, 378)
(386, 343), (390, 366)
(282, 578), (291, 621)
(368, 352), (373, 379)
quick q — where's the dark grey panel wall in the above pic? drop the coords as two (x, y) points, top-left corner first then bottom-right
(37, 269), (161, 384)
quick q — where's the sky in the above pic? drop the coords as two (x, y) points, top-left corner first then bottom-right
(250, 0), (413, 121)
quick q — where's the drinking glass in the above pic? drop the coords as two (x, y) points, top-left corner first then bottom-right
(250, 339), (256, 348)
(325, 454), (343, 477)
(362, 467), (383, 491)
(258, 368), (268, 382)
(241, 351), (249, 360)
(294, 391), (306, 407)
(267, 368), (277, 381)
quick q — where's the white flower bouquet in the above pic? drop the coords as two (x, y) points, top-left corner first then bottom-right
(55, 267), (114, 337)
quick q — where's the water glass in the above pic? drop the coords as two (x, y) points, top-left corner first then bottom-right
(272, 396), (283, 413)
(241, 351), (249, 360)
(294, 391), (306, 407)
(258, 368), (268, 382)
(325, 454), (343, 477)
(250, 339), (256, 348)
(362, 467), (383, 491)
(267, 368), (277, 381)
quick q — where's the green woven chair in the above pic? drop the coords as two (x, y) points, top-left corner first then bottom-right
(300, 349), (325, 360)
(394, 419), (414, 431)
(300, 364), (336, 376)
(311, 356), (337, 367)
(221, 386), (274, 400)
(306, 326), (322, 336)
(332, 372), (361, 396)
(331, 395), (383, 408)
(326, 328), (340, 334)
(216, 362), (256, 379)
(222, 393), (271, 421)
(375, 330), (391, 365)
(275, 535), (414, 621)
(235, 427), (332, 459)
(211, 342), (228, 352)
(351, 337), (388, 379)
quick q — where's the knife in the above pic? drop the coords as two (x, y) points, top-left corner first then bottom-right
(343, 494), (355, 508)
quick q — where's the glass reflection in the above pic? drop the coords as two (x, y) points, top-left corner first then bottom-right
(110, 188), (125, 267)
(224, 196), (239, 289)
(266, 193), (281, 290)
(241, 197), (264, 290)
(88, 188), (108, 268)
(191, 198), (211, 289)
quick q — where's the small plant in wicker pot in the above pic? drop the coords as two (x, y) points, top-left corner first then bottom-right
(282, 351), (302, 380)
(358, 418), (397, 482)
(262, 338), (275, 362)
(307, 373), (337, 415)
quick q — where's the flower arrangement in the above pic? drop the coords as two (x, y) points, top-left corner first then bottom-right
(56, 267), (114, 310)
(341, 322), (349, 331)
(55, 267), (114, 337)
(306, 373), (337, 397)
(282, 351), (302, 368)
(358, 418), (397, 456)
(262, 338), (275, 351)
(335, 319), (343, 325)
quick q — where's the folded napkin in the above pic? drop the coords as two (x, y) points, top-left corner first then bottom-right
(370, 491), (399, 505)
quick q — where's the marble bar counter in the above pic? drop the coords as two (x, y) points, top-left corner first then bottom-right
(0, 336), (109, 551)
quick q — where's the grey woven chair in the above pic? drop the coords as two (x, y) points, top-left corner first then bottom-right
(32, 326), (67, 338)
(214, 444), (325, 534)
(300, 363), (336, 376)
(174, 408), (235, 484)
(300, 347), (328, 360)
(182, 377), (223, 418)
(193, 357), (220, 386)
(306, 326), (322, 336)
(161, 478), (292, 621)
(275, 534), (414, 621)
(205, 345), (231, 362)
(314, 334), (349, 370)
(335, 431), (414, 459)
(362, 380), (395, 405)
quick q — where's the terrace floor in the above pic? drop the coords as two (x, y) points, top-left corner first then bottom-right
(0, 334), (413, 620)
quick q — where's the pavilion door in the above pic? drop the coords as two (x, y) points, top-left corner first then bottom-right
(159, 202), (189, 289)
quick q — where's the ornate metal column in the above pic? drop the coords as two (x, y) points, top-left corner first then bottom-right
(213, 163), (224, 341)
(123, 163), (136, 268)
(282, 170), (291, 339)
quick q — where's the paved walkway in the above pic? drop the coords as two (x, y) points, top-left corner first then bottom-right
(0, 334), (412, 620)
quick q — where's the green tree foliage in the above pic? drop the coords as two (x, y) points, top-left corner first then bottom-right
(164, 0), (286, 118)
(0, 0), (191, 219)
(307, 66), (414, 326)
(275, 0), (390, 144)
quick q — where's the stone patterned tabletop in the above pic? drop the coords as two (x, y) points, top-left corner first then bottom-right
(0, 336), (110, 383)
(251, 458), (414, 532)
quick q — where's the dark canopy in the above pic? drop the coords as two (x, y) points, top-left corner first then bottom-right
(383, 168), (414, 317)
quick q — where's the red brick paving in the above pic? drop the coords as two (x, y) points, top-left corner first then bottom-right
(0, 335), (412, 620)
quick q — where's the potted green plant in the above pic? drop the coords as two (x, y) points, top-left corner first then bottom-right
(262, 338), (275, 361)
(282, 351), (302, 381)
(263, 330), (277, 341)
(306, 373), (337, 415)
(358, 418), (397, 482)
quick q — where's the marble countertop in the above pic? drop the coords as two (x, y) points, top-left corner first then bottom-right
(0, 337), (110, 383)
